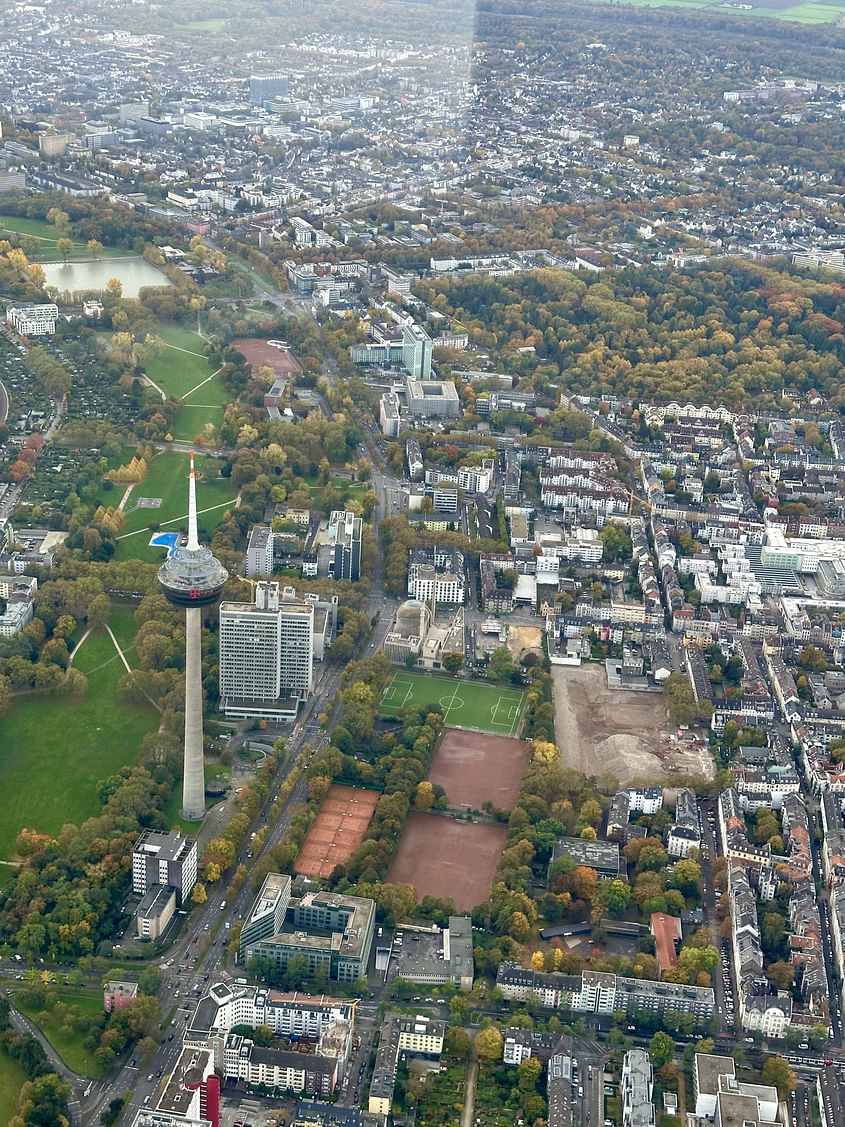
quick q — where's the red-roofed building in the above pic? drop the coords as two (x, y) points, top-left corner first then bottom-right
(650, 913), (682, 978)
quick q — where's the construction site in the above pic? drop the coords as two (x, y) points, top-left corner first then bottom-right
(551, 663), (714, 785)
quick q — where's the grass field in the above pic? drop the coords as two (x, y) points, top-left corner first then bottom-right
(145, 326), (213, 399)
(135, 325), (228, 443)
(14, 990), (106, 1077)
(0, 627), (159, 858)
(114, 450), (237, 564)
(175, 17), (228, 29)
(0, 1051), (27, 1124)
(379, 673), (526, 737)
(0, 213), (124, 261)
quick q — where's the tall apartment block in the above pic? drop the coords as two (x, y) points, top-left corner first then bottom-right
(328, 511), (362, 581)
(219, 581), (314, 721)
(245, 525), (274, 578)
(132, 829), (198, 907)
(249, 73), (289, 104)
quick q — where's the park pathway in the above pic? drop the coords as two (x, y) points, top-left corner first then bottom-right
(116, 496), (238, 541)
(117, 483), (135, 511)
(139, 374), (166, 402)
(105, 624), (162, 714)
(67, 626), (93, 667)
(460, 1031), (479, 1127)
(181, 365), (222, 401)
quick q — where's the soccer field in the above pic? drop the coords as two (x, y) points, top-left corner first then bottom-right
(379, 672), (526, 737)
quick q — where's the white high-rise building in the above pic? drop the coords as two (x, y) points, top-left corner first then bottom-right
(219, 581), (313, 720)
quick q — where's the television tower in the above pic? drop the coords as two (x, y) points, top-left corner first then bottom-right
(158, 453), (228, 820)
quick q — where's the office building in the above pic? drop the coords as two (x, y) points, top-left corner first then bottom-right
(219, 581), (314, 720)
(244, 525), (275, 577)
(240, 873), (292, 952)
(693, 1053), (779, 1127)
(242, 888), (376, 985)
(402, 322), (433, 381)
(132, 829), (197, 907)
(6, 303), (58, 336)
(328, 510), (362, 581)
(392, 916), (474, 990)
(405, 376), (461, 419)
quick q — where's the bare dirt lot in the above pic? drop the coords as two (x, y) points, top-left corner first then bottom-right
(551, 663), (713, 784)
(387, 812), (507, 910)
(429, 728), (529, 810)
(507, 625), (545, 664)
(294, 784), (379, 879)
(232, 338), (303, 378)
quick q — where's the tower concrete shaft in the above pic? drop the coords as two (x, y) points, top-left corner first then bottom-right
(181, 605), (206, 820)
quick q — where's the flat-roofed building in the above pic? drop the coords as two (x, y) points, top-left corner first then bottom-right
(6, 303), (58, 336)
(132, 829), (197, 907)
(328, 510), (362, 581)
(402, 322), (433, 381)
(219, 581), (314, 719)
(405, 376), (460, 419)
(243, 889), (375, 985)
(550, 837), (623, 879)
(245, 524), (275, 577)
(240, 873), (292, 954)
(137, 884), (176, 940)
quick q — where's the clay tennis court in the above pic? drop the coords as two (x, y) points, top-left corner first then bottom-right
(387, 812), (507, 910)
(233, 337), (303, 377)
(429, 728), (529, 809)
(294, 784), (379, 879)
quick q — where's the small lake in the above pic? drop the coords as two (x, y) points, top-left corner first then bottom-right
(42, 256), (172, 298)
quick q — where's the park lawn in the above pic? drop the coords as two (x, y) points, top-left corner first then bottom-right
(171, 403), (226, 444)
(113, 450), (237, 563)
(0, 214), (125, 261)
(379, 672), (526, 737)
(71, 625), (126, 676)
(0, 637), (159, 859)
(146, 326), (211, 399)
(0, 1050), (27, 1124)
(14, 990), (106, 1077)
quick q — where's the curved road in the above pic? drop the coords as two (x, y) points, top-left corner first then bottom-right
(0, 377), (7, 425)
(9, 1005), (83, 1126)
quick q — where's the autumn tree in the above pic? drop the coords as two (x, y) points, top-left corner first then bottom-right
(476, 1025), (504, 1062)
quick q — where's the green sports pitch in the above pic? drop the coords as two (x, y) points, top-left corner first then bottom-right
(379, 672), (526, 737)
